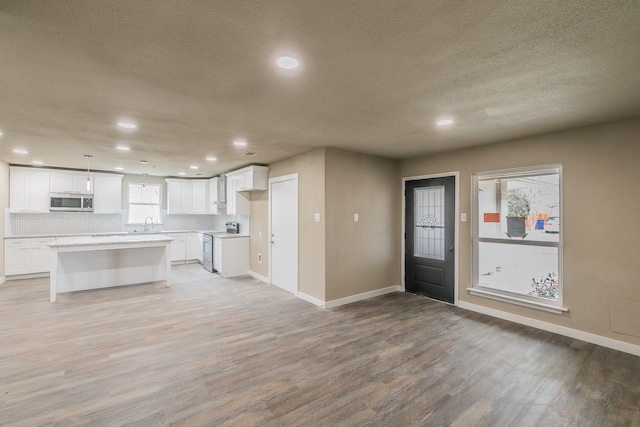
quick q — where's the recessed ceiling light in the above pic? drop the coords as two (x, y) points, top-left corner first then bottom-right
(277, 56), (299, 69)
(32, 160), (43, 165)
(206, 156), (217, 161)
(117, 121), (137, 130)
(13, 149), (28, 155)
(437, 118), (454, 126)
(190, 165), (198, 170)
(115, 167), (124, 171)
(139, 160), (148, 165)
(233, 140), (247, 147)
(178, 172), (186, 176)
(116, 145), (130, 151)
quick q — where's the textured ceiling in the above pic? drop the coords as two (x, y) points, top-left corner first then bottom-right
(1, 0), (639, 177)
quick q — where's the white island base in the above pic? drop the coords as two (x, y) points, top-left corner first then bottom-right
(49, 235), (173, 302)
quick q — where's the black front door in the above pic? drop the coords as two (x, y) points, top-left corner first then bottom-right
(405, 176), (455, 303)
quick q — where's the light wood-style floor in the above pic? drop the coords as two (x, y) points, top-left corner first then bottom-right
(1, 264), (639, 427)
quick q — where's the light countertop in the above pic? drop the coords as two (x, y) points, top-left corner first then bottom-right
(49, 234), (173, 248)
(5, 230), (232, 239)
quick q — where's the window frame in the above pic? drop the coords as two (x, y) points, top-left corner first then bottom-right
(127, 182), (163, 225)
(469, 164), (567, 314)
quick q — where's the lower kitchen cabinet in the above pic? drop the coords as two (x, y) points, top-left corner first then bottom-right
(4, 238), (56, 276)
(169, 233), (187, 262)
(166, 232), (201, 264)
(186, 232), (203, 263)
(213, 236), (249, 277)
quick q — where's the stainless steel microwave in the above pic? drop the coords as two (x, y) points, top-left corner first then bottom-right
(50, 192), (94, 212)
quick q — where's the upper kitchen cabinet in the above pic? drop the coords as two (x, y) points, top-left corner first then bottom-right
(92, 173), (123, 213)
(207, 177), (226, 214)
(226, 165), (268, 192)
(225, 166), (268, 215)
(9, 166), (50, 213)
(166, 179), (208, 214)
(192, 180), (207, 214)
(50, 171), (93, 194)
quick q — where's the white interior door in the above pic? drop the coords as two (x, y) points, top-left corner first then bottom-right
(269, 174), (298, 295)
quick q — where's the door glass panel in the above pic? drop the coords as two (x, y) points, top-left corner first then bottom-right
(414, 186), (445, 260)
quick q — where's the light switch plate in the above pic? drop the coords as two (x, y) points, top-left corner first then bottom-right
(354, 213), (359, 222)
(314, 213), (321, 222)
(461, 213), (467, 222)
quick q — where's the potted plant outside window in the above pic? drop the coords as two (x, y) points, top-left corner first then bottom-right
(506, 189), (530, 238)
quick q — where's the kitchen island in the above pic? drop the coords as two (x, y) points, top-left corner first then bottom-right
(48, 235), (173, 302)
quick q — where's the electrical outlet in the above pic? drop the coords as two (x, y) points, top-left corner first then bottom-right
(354, 213), (359, 222)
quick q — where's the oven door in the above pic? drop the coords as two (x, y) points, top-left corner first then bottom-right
(202, 234), (215, 272)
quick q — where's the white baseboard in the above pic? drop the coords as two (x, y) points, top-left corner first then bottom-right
(248, 271), (269, 283)
(298, 291), (326, 308)
(5, 272), (49, 281)
(323, 285), (401, 309)
(0, 276), (5, 285)
(457, 300), (640, 357)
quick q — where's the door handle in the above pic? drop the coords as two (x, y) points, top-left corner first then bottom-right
(448, 247), (454, 252)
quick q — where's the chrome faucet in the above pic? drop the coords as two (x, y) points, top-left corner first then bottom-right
(143, 216), (154, 232)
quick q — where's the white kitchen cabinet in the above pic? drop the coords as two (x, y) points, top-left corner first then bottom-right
(225, 166), (267, 216)
(226, 165), (268, 191)
(207, 177), (225, 214)
(213, 236), (249, 277)
(225, 175), (236, 215)
(169, 233), (187, 262)
(180, 181), (194, 213)
(166, 179), (208, 214)
(166, 180), (192, 214)
(93, 174), (123, 213)
(166, 180), (182, 214)
(192, 180), (207, 214)
(9, 167), (51, 213)
(225, 174), (250, 216)
(50, 171), (93, 194)
(4, 237), (56, 276)
(186, 232), (202, 262)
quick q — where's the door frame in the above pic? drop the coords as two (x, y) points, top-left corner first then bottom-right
(401, 171), (460, 305)
(268, 173), (299, 294)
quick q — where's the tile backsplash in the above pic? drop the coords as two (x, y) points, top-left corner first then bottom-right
(3, 209), (249, 237)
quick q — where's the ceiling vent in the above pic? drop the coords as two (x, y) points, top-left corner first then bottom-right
(243, 152), (257, 156)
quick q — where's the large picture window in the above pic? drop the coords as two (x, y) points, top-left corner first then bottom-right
(128, 183), (161, 224)
(471, 165), (565, 313)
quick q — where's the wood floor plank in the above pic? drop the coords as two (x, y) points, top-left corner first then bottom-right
(1, 264), (639, 426)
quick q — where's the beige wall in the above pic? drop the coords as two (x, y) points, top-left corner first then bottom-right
(0, 160), (8, 279)
(324, 148), (400, 301)
(249, 190), (268, 276)
(251, 148), (326, 300)
(251, 147), (400, 302)
(400, 117), (640, 346)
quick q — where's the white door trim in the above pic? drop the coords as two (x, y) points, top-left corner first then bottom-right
(268, 173), (299, 294)
(401, 172), (460, 305)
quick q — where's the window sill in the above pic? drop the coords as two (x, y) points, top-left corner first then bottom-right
(466, 287), (568, 315)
